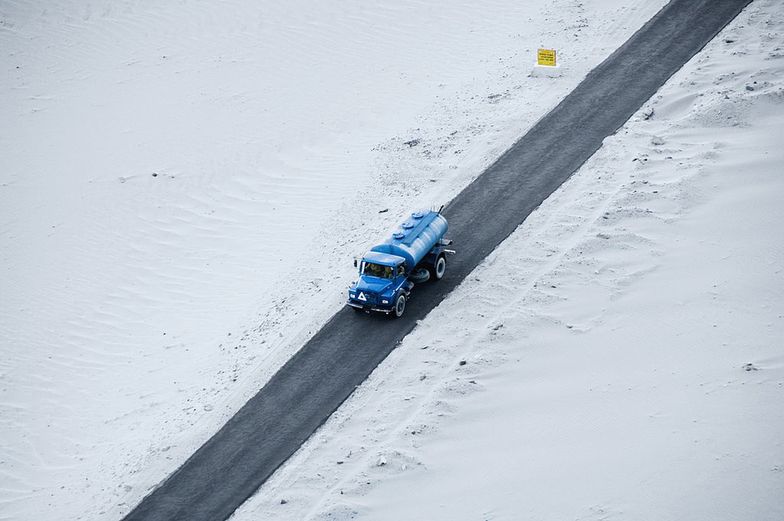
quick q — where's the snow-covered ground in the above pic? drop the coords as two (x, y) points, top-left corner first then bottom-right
(1, 0), (781, 520)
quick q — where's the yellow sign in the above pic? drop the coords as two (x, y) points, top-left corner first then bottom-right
(537, 48), (557, 67)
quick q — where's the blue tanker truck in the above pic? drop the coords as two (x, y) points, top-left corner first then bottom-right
(347, 208), (454, 318)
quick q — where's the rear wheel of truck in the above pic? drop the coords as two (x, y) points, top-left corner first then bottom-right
(409, 267), (430, 283)
(393, 294), (406, 318)
(431, 254), (446, 281)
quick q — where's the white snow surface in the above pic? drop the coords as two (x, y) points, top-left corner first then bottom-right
(1, 0), (782, 520)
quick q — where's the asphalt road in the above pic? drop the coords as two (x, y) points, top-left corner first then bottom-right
(123, 1), (752, 519)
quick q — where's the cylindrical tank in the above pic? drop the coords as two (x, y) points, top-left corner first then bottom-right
(370, 210), (448, 272)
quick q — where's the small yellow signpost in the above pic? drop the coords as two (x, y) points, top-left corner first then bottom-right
(537, 48), (557, 67)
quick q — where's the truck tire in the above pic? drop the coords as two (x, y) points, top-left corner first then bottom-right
(393, 293), (406, 318)
(409, 267), (431, 284)
(431, 254), (446, 281)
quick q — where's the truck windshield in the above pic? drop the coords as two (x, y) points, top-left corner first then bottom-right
(363, 262), (394, 279)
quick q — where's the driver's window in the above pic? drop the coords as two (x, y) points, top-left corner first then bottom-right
(364, 262), (388, 278)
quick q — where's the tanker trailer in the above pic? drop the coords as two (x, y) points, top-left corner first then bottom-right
(347, 209), (454, 318)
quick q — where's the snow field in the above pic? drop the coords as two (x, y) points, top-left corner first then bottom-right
(0, 1), (669, 519)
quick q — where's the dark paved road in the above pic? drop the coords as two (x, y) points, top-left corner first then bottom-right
(123, 0), (752, 519)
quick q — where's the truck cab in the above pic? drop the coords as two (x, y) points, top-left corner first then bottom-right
(347, 251), (413, 317)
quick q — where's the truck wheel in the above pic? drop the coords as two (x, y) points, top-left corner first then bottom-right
(393, 294), (406, 318)
(409, 267), (430, 284)
(431, 254), (446, 281)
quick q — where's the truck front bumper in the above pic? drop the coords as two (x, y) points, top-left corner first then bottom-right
(346, 301), (393, 314)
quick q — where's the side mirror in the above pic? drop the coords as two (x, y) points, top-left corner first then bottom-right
(353, 259), (358, 268)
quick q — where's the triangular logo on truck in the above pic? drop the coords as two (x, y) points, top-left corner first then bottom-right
(358, 292), (367, 302)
